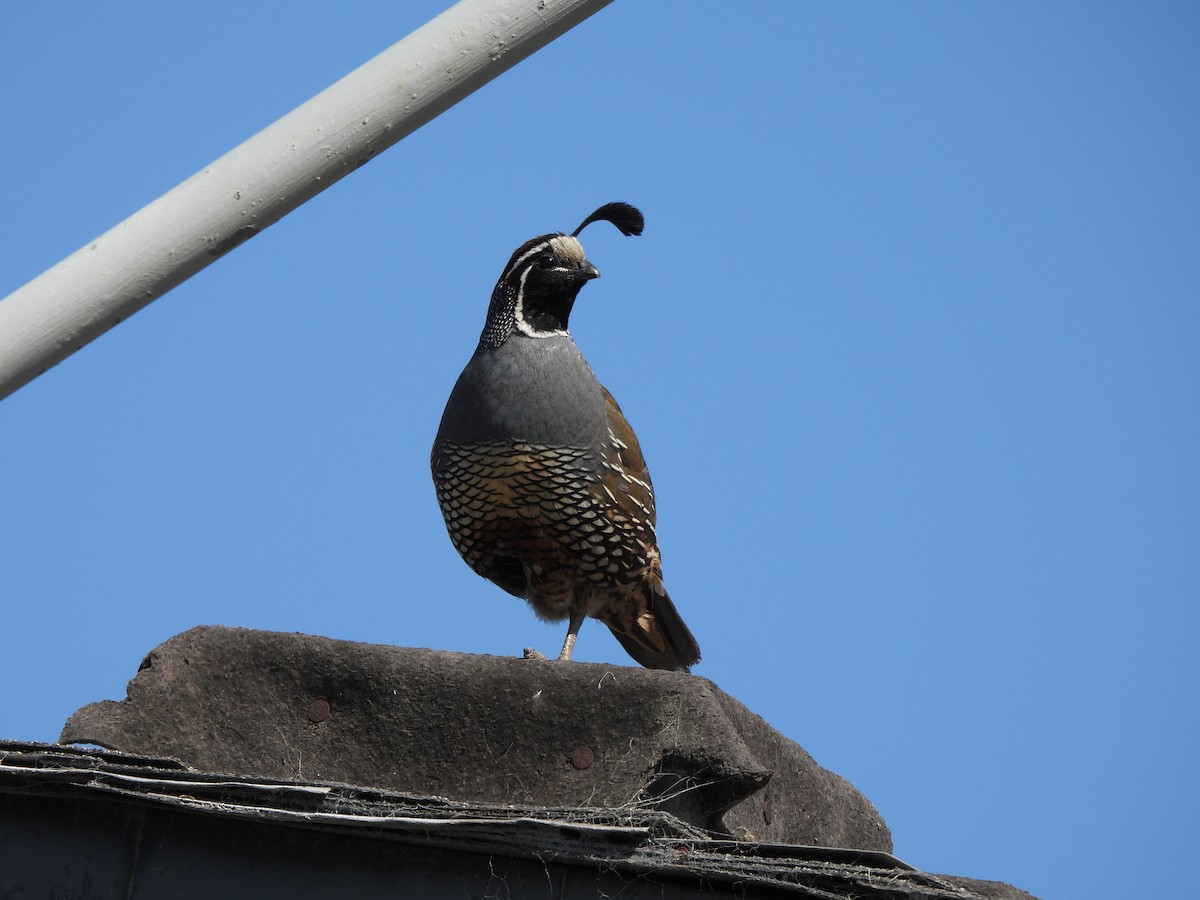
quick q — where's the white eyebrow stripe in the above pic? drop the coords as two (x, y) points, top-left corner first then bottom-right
(501, 239), (554, 283)
(501, 234), (586, 284)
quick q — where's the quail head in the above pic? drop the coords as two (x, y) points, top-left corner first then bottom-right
(430, 203), (700, 672)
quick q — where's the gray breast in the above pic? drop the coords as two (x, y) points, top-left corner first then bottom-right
(434, 334), (607, 450)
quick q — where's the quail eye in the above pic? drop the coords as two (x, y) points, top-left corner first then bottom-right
(536, 253), (556, 269)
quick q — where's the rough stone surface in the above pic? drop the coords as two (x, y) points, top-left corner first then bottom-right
(62, 625), (890, 851)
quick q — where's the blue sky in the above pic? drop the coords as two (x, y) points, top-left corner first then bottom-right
(2, 3), (1197, 898)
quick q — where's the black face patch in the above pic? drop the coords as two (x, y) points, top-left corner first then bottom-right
(515, 262), (593, 335)
(481, 234), (594, 341)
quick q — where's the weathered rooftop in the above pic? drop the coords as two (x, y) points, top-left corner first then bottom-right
(60, 625), (888, 849)
(0, 626), (1038, 898)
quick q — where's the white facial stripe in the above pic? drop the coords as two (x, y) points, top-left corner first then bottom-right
(501, 238), (555, 283)
(509, 234), (586, 339)
(501, 234), (586, 284)
(513, 263), (567, 339)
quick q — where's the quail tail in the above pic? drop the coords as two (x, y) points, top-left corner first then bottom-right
(605, 584), (701, 673)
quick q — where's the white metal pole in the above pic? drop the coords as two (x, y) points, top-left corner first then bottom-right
(0, 0), (614, 401)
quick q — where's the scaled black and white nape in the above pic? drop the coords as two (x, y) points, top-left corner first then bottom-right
(430, 203), (700, 672)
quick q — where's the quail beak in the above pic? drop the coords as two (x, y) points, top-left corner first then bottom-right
(578, 260), (600, 281)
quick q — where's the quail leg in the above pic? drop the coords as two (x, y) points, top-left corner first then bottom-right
(556, 608), (587, 661)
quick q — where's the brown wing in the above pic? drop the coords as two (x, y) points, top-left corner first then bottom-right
(598, 385), (658, 534)
(595, 386), (701, 671)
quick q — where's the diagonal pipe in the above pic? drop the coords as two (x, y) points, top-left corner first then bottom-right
(0, 0), (614, 401)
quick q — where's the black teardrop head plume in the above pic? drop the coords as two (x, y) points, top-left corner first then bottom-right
(572, 202), (645, 238)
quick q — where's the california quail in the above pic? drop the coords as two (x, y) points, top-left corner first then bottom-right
(431, 203), (700, 672)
